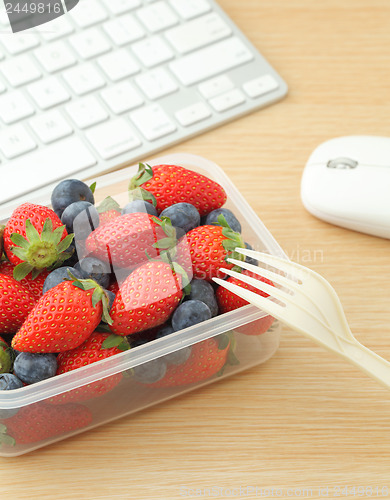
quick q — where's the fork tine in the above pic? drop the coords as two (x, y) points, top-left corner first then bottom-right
(213, 277), (286, 321)
(219, 267), (292, 304)
(235, 249), (312, 281)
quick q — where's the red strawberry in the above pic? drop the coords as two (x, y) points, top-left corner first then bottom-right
(129, 163), (227, 216)
(0, 402), (92, 445)
(107, 279), (119, 295)
(11, 277), (111, 353)
(48, 332), (129, 405)
(0, 261), (48, 300)
(147, 336), (232, 388)
(110, 261), (184, 336)
(0, 273), (36, 334)
(3, 203), (73, 280)
(216, 269), (275, 336)
(85, 212), (167, 269)
(185, 216), (245, 281)
(99, 209), (121, 226)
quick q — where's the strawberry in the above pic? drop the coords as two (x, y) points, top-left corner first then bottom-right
(0, 273), (36, 334)
(0, 261), (48, 300)
(110, 261), (184, 336)
(0, 224), (5, 256)
(99, 209), (121, 226)
(128, 163), (227, 216)
(0, 402), (92, 446)
(96, 196), (121, 226)
(185, 215), (245, 281)
(216, 269), (275, 336)
(3, 203), (73, 280)
(146, 335), (233, 388)
(85, 212), (168, 269)
(48, 332), (129, 405)
(11, 276), (111, 353)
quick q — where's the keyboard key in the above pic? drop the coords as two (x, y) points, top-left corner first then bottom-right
(101, 0), (141, 15)
(132, 35), (174, 68)
(165, 13), (231, 54)
(39, 16), (74, 41)
(136, 1), (178, 33)
(243, 74), (279, 98)
(175, 101), (211, 127)
(169, 0), (211, 20)
(169, 37), (253, 86)
(130, 104), (176, 141)
(0, 124), (36, 159)
(63, 63), (106, 96)
(27, 76), (70, 110)
(101, 82), (143, 114)
(70, 0), (108, 28)
(34, 41), (77, 73)
(69, 28), (111, 60)
(135, 68), (178, 100)
(97, 49), (140, 82)
(1, 55), (41, 87)
(0, 137), (97, 204)
(1, 33), (40, 55)
(209, 88), (246, 112)
(65, 96), (109, 129)
(198, 75), (234, 99)
(86, 118), (142, 160)
(0, 91), (35, 124)
(29, 110), (73, 144)
(103, 15), (145, 47)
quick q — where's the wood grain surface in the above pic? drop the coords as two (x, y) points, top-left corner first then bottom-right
(1, 1), (390, 498)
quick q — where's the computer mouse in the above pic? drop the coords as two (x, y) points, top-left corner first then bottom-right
(301, 135), (390, 239)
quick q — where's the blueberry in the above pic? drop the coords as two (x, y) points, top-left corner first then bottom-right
(122, 200), (158, 217)
(51, 179), (95, 218)
(160, 203), (200, 233)
(188, 279), (218, 317)
(0, 373), (23, 418)
(75, 257), (111, 288)
(0, 373), (23, 390)
(244, 242), (258, 266)
(13, 353), (57, 385)
(156, 326), (192, 366)
(61, 201), (100, 240)
(42, 266), (83, 294)
(104, 289), (115, 311)
(171, 300), (212, 332)
(133, 359), (167, 384)
(203, 208), (242, 233)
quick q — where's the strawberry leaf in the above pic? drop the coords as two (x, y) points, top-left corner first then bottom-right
(102, 334), (129, 350)
(56, 233), (74, 254)
(24, 219), (40, 244)
(9, 233), (29, 250)
(13, 262), (34, 281)
(9, 246), (28, 261)
(89, 182), (97, 194)
(97, 196), (121, 214)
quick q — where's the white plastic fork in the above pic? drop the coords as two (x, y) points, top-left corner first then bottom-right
(213, 248), (390, 390)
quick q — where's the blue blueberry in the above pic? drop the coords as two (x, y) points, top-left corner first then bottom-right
(75, 257), (111, 288)
(0, 373), (23, 418)
(13, 353), (57, 385)
(171, 300), (212, 332)
(122, 200), (158, 217)
(132, 358), (167, 384)
(244, 242), (258, 266)
(51, 179), (95, 218)
(156, 326), (192, 366)
(160, 203), (200, 233)
(203, 208), (242, 233)
(42, 266), (83, 295)
(61, 201), (100, 240)
(188, 279), (218, 317)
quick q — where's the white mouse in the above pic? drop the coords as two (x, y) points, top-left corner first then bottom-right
(301, 135), (390, 239)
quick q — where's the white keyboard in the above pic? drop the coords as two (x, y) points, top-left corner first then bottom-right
(0, 0), (287, 219)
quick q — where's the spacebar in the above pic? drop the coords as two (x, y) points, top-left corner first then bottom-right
(0, 137), (97, 205)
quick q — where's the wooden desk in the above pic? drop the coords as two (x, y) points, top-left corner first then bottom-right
(2, 1), (390, 498)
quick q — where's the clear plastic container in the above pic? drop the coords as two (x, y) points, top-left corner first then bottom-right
(0, 153), (286, 456)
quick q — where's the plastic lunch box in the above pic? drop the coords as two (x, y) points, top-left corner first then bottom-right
(0, 153), (286, 457)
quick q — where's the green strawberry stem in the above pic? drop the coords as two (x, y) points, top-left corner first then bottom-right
(217, 331), (239, 377)
(217, 214), (246, 266)
(128, 163), (157, 207)
(67, 271), (113, 326)
(11, 218), (74, 281)
(97, 196), (121, 214)
(102, 334), (130, 351)
(0, 424), (16, 447)
(0, 342), (13, 374)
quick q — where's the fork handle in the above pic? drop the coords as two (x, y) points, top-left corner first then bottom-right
(321, 335), (390, 390)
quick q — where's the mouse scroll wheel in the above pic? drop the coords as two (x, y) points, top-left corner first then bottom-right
(327, 157), (358, 169)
